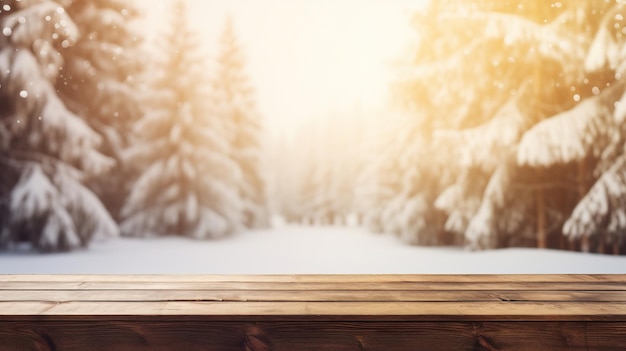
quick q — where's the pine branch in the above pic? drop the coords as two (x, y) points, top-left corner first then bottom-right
(434, 99), (526, 173)
(439, 9), (584, 64)
(564, 152), (626, 241)
(1, 150), (84, 180)
(517, 81), (625, 167)
(585, 3), (626, 72)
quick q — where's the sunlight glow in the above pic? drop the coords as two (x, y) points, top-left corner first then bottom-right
(137, 0), (427, 136)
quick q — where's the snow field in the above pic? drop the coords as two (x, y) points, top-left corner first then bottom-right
(2, 226), (625, 274)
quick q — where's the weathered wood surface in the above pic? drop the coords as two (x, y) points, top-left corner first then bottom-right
(1, 275), (625, 350)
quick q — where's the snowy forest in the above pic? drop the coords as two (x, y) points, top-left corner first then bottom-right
(1, 0), (626, 256)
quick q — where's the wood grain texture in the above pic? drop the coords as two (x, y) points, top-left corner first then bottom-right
(0, 275), (625, 350)
(4, 274), (626, 282)
(3, 289), (626, 302)
(1, 320), (626, 351)
(1, 301), (626, 320)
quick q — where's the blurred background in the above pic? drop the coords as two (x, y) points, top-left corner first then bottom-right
(1, 0), (626, 257)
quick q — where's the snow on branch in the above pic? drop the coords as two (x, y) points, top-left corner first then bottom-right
(585, 3), (626, 73)
(5, 1), (78, 53)
(435, 99), (526, 173)
(439, 10), (583, 65)
(396, 194), (428, 244)
(8, 163), (81, 251)
(10, 163), (58, 221)
(119, 207), (165, 238)
(435, 180), (482, 236)
(465, 164), (509, 250)
(435, 182), (462, 215)
(1, 49), (114, 176)
(517, 82), (625, 167)
(121, 138), (169, 168)
(190, 207), (231, 239)
(10, 162), (118, 242)
(120, 159), (171, 219)
(564, 153), (626, 242)
(54, 165), (119, 241)
(40, 83), (115, 176)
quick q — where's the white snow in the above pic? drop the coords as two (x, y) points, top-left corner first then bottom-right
(564, 154), (626, 239)
(517, 85), (619, 168)
(1, 225), (625, 274)
(10, 164), (56, 219)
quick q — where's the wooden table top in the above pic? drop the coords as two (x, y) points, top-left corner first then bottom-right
(1, 274), (625, 320)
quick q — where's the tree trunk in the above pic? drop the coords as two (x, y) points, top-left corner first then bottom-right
(559, 234), (567, 250)
(536, 187), (546, 249)
(577, 158), (590, 252)
(614, 242), (621, 256)
(598, 233), (605, 254)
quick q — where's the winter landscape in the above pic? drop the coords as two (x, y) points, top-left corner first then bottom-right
(2, 0), (626, 274)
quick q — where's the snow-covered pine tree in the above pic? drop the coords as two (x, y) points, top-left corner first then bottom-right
(0, 0), (118, 252)
(354, 107), (450, 245)
(120, 0), (242, 238)
(394, 0), (611, 250)
(272, 106), (366, 227)
(519, 1), (626, 253)
(434, 99), (538, 249)
(392, 1), (533, 247)
(299, 111), (362, 226)
(213, 17), (269, 229)
(326, 107), (370, 226)
(282, 117), (330, 225)
(267, 129), (305, 224)
(355, 113), (409, 234)
(57, 0), (145, 218)
(564, 153), (626, 255)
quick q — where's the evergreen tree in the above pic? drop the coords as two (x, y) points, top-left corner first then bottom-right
(0, 0), (118, 252)
(120, 1), (242, 238)
(564, 153), (626, 254)
(391, 0), (625, 252)
(213, 17), (269, 229)
(275, 117), (328, 225)
(519, 2), (626, 252)
(58, 0), (145, 218)
(267, 130), (303, 224)
(324, 109), (366, 226)
(273, 106), (375, 227)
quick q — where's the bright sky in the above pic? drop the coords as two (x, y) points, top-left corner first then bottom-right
(137, 0), (427, 136)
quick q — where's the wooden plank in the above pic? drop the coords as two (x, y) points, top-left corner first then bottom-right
(4, 274), (626, 283)
(1, 275), (624, 319)
(0, 289), (625, 303)
(3, 275), (624, 295)
(1, 301), (625, 319)
(1, 320), (626, 351)
(2, 280), (625, 291)
(1, 275), (625, 349)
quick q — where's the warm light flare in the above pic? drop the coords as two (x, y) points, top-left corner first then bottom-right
(136, 0), (427, 136)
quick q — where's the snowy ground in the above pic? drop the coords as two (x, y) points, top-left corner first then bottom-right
(1, 225), (625, 274)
